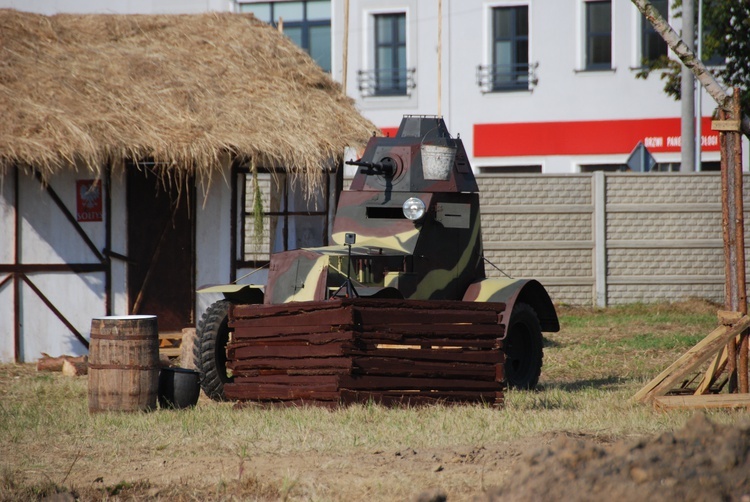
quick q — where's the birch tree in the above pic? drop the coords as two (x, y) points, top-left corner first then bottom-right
(631, 0), (750, 137)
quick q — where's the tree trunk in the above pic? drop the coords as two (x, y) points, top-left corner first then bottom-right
(631, 0), (750, 138)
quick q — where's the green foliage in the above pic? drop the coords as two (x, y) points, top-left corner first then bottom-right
(251, 161), (264, 251)
(702, 0), (750, 110)
(636, 0), (750, 113)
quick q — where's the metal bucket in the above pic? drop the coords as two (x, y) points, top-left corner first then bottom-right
(158, 367), (200, 409)
(421, 144), (455, 180)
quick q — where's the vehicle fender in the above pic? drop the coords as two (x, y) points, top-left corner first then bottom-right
(462, 278), (559, 332)
(197, 284), (264, 304)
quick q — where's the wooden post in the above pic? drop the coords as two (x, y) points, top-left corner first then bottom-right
(341, 0), (349, 96)
(437, 0), (442, 117)
(718, 87), (746, 393)
(13, 166), (20, 362)
(732, 89), (749, 393)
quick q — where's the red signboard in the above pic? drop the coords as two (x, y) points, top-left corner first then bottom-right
(76, 179), (103, 222)
(381, 127), (399, 138)
(473, 117), (719, 157)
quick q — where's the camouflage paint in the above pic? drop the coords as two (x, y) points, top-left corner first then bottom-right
(206, 115), (558, 333)
(413, 204), (483, 299)
(263, 249), (329, 304)
(463, 278), (560, 332)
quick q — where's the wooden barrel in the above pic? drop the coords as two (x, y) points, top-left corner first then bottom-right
(88, 315), (159, 413)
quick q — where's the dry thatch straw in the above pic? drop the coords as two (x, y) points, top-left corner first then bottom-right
(0, 9), (378, 192)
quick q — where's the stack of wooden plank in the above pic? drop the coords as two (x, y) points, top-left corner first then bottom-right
(159, 331), (183, 358)
(224, 298), (506, 406)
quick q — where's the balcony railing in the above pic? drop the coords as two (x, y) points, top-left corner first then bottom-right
(357, 68), (416, 98)
(476, 62), (538, 93)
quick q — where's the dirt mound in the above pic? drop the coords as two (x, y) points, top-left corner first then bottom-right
(486, 414), (750, 502)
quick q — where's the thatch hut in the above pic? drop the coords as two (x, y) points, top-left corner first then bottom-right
(0, 9), (377, 362)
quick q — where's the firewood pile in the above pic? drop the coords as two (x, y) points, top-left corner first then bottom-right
(225, 298), (506, 406)
(36, 353), (88, 376)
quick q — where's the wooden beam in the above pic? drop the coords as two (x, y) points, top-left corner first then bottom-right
(718, 310), (743, 325)
(694, 344), (728, 395)
(633, 315), (750, 402)
(653, 394), (750, 410)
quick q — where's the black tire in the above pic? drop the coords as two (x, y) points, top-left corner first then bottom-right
(193, 299), (234, 401)
(503, 302), (543, 390)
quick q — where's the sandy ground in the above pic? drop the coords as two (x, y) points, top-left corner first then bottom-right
(8, 413), (749, 501)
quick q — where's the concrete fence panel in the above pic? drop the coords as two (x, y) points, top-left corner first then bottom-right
(477, 172), (748, 307)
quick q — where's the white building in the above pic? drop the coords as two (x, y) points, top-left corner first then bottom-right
(332, 0), (733, 173)
(3, 0), (744, 172)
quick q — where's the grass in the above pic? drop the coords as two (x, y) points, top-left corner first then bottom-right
(1, 299), (749, 501)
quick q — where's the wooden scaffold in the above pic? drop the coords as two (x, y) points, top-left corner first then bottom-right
(635, 89), (750, 409)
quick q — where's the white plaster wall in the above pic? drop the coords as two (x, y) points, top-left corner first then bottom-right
(0, 169), (111, 362)
(0, 172), (14, 263)
(195, 167), (233, 322)
(20, 171), (104, 264)
(109, 168), (129, 316)
(0, 175), (14, 361)
(19, 272), (104, 360)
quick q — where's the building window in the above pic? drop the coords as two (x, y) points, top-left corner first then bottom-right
(700, 161), (721, 171)
(641, 0), (667, 63)
(492, 5), (529, 90)
(374, 13), (407, 96)
(580, 164), (625, 172)
(651, 162), (680, 172)
(585, 0), (611, 70)
(240, 168), (334, 267)
(238, 1), (331, 72)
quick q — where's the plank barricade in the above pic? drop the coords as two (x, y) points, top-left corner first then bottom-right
(224, 298), (506, 406)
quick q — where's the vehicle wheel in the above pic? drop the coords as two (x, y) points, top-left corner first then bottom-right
(193, 299), (233, 400)
(503, 302), (543, 390)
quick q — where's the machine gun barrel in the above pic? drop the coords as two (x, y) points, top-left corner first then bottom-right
(345, 157), (396, 176)
(345, 159), (380, 169)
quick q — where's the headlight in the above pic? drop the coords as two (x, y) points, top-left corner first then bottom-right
(402, 197), (426, 221)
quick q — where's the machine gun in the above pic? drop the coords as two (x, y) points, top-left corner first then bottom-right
(345, 157), (397, 177)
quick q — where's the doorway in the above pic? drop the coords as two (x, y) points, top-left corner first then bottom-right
(127, 166), (195, 332)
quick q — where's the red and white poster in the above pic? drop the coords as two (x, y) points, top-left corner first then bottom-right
(76, 179), (102, 222)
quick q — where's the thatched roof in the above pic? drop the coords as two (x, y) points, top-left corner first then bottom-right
(0, 9), (377, 188)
